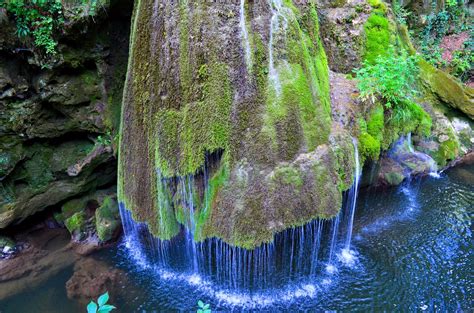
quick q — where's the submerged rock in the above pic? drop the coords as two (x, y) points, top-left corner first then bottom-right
(0, 228), (78, 301)
(66, 258), (127, 306)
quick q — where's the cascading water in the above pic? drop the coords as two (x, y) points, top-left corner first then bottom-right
(119, 138), (363, 291)
(118, 0), (363, 300)
(326, 139), (361, 270)
(239, 0), (252, 71)
(339, 139), (361, 265)
(268, 0), (288, 95)
(398, 133), (440, 178)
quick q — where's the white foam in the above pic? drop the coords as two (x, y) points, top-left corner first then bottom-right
(338, 248), (357, 266)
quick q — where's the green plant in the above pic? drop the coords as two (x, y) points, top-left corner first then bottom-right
(416, 0), (471, 80)
(96, 133), (112, 146)
(392, 1), (411, 25)
(1, 0), (64, 55)
(87, 292), (116, 313)
(197, 300), (211, 313)
(354, 50), (419, 108)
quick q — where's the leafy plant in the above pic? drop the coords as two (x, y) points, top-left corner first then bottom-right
(0, 0), (64, 55)
(354, 50), (419, 108)
(392, 1), (411, 25)
(197, 300), (211, 313)
(87, 292), (116, 313)
(96, 132), (112, 146)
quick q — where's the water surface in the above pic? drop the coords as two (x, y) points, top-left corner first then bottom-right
(1, 163), (472, 312)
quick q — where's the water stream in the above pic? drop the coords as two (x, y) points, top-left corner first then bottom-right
(2, 162), (472, 312)
(239, 0), (252, 71)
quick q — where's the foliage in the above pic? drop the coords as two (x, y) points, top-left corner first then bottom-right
(355, 51), (432, 160)
(355, 50), (419, 109)
(392, 1), (411, 25)
(96, 133), (112, 146)
(0, 0), (64, 55)
(449, 43), (473, 81)
(87, 292), (116, 313)
(416, 0), (472, 81)
(197, 300), (211, 313)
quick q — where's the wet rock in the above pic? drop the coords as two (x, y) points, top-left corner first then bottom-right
(378, 135), (437, 186)
(55, 188), (121, 251)
(95, 196), (121, 242)
(0, 0), (131, 231)
(66, 258), (127, 306)
(0, 228), (78, 301)
(0, 236), (16, 258)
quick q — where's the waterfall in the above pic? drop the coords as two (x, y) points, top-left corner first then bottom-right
(239, 0), (252, 71)
(405, 133), (440, 178)
(119, 205), (332, 290)
(119, 139), (364, 285)
(327, 138), (361, 269)
(268, 0), (287, 95)
(326, 213), (341, 273)
(344, 138), (361, 251)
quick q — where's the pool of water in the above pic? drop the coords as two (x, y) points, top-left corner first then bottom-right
(1, 163), (472, 312)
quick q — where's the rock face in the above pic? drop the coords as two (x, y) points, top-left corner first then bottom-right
(119, 1), (356, 248)
(0, 1), (132, 229)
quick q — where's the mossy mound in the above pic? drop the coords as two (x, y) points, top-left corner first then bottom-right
(95, 196), (120, 242)
(118, 1), (357, 248)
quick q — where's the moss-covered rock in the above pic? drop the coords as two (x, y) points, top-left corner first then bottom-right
(118, 1), (357, 248)
(0, 236), (15, 250)
(65, 211), (87, 240)
(95, 196), (120, 242)
(418, 60), (474, 120)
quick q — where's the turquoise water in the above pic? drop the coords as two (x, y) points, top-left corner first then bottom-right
(1, 163), (472, 312)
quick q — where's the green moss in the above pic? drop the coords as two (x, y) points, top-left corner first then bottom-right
(368, 0), (388, 14)
(95, 196), (120, 242)
(359, 132), (381, 161)
(262, 4), (331, 159)
(367, 104), (384, 142)
(155, 61), (232, 177)
(363, 14), (391, 64)
(65, 211), (86, 235)
(196, 161), (229, 241)
(432, 129), (460, 167)
(63, 198), (87, 216)
(384, 171), (405, 185)
(272, 165), (304, 188)
(0, 236), (15, 249)
(378, 101), (432, 150)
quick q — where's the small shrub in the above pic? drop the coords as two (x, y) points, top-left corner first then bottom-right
(355, 50), (419, 108)
(197, 300), (211, 313)
(1, 0), (64, 55)
(87, 292), (116, 313)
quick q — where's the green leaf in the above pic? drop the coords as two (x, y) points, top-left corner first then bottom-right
(97, 304), (116, 313)
(197, 300), (204, 308)
(87, 301), (98, 313)
(203, 304), (210, 309)
(97, 292), (109, 306)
